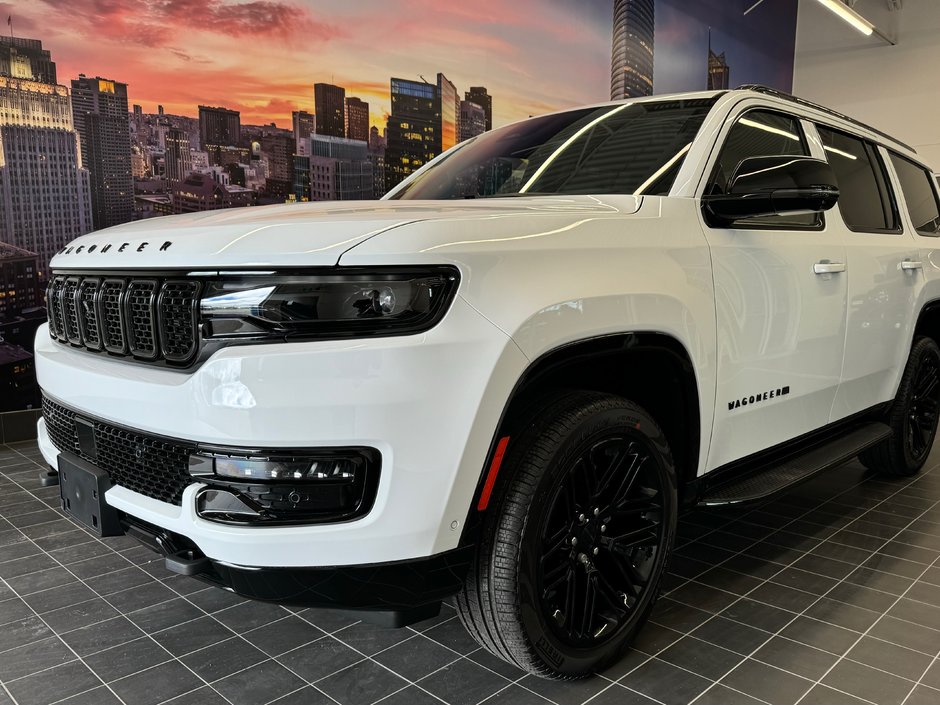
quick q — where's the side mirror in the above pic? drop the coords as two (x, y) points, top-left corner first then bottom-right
(703, 156), (839, 226)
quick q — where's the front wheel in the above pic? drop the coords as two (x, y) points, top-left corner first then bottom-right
(861, 336), (940, 476)
(456, 392), (677, 679)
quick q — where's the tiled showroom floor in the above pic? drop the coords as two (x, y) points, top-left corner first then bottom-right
(3, 442), (940, 705)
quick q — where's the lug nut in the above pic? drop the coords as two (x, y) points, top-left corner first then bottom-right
(593, 547), (599, 556)
(579, 513), (586, 523)
(601, 525), (607, 533)
(571, 537), (578, 546)
(594, 507), (600, 516)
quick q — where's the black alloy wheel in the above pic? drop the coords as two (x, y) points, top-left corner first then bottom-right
(456, 391), (677, 678)
(536, 436), (666, 646)
(906, 350), (940, 461)
(861, 336), (940, 476)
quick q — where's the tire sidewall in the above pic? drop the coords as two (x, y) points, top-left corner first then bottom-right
(510, 402), (677, 677)
(901, 338), (940, 471)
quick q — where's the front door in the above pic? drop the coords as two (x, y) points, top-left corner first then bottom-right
(699, 108), (849, 470)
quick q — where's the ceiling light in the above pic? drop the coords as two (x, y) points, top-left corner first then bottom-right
(814, 0), (875, 36)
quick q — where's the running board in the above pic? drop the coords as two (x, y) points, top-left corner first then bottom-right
(698, 422), (892, 507)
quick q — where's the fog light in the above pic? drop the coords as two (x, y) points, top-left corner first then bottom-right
(188, 448), (380, 526)
(213, 457), (358, 482)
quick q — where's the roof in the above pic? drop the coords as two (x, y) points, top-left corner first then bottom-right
(0, 242), (38, 260)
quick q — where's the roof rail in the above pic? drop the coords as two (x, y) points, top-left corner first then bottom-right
(736, 84), (917, 154)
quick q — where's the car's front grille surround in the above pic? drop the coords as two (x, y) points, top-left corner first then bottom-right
(47, 273), (200, 365)
(42, 394), (194, 505)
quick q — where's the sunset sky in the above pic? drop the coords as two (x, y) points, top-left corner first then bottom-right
(9, 0), (795, 130)
(10, 0), (613, 129)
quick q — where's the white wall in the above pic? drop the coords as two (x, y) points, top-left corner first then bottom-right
(793, 0), (940, 169)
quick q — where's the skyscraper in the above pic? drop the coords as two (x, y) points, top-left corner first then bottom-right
(198, 105), (240, 165)
(465, 87), (492, 131)
(308, 135), (374, 201)
(459, 100), (486, 142)
(0, 37), (56, 85)
(438, 74), (459, 153)
(164, 127), (192, 181)
(261, 132), (295, 202)
(71, 75), (134, 229)
(0, 73), (92, 275)
(315, 83), (346, 138)
(345, 97), (370, 142)
(708, 49), (730, 90)
(293, 110), (315, 138)
(384, 78), (440, 191)
(610, 0), (655, 100)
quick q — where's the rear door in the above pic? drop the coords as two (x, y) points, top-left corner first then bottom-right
(815, 125), (922, 421)
(699, 107), (849, 470)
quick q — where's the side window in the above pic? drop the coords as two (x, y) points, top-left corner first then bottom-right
(817, 126), (899, 233)
(708, 110), (818, 228)
(889, 152), (940, 236)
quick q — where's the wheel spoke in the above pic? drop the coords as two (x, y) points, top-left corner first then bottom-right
(535, 424), (667, 647)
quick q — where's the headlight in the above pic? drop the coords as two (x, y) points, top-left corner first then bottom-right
(200, 267), (460, 341)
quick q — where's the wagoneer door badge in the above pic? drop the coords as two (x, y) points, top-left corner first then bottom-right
(728, 386), (790, 411)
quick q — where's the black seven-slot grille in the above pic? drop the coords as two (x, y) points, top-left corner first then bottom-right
(46, 273), (200, 364)
(42, 394), (194, 505)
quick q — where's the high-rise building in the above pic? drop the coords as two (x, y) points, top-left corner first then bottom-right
(308, 135), (373, 201)
(261, 132), (295, 202)
(368, 126), (386, 197)
(158, 104), (164, 116)
(460, 100), (486, 142)
(71, 75), (134, 229)
(292, 110), (315, 155)
(314, 83), (345, 138)
(708, 49), (730, 90)
(438, 74), (459, 153)
(171, 172), (256, 213)
(345, 97), (369, 142)
(384, 78), (440, 191)
(198, 105), (240, 164)
(465, 86), (492, 131)
(0, 37), (56, 85)
(164, 127), (192, 181)
(610, 0), (655, 100)
(133, 104), (142, 117)
(0, 73), (92, 276)
(0, 242), (40, 322)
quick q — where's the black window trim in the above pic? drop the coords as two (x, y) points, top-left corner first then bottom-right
(886, 149), (940, 238)
(815, 122), (903, 236)
(704, 106), (825, 232)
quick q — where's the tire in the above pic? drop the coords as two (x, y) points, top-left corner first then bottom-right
(860, 336), (940, 477)
(456, 391), (678, 679)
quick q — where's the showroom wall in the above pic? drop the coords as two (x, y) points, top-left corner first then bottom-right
(793, 0), (940, 169)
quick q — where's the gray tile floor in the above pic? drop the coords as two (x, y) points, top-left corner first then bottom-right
(2, 442), (940, 705)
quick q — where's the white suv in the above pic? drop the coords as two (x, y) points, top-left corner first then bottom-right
(36, 86), (940, 678)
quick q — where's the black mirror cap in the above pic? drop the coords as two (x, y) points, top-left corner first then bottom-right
(703, 156), (840, 226)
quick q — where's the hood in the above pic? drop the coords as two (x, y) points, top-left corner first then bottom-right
(49, 196), (641, 271)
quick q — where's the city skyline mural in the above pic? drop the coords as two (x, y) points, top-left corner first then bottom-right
(7, 0), (613, 129)
(0, 0), (800, 413)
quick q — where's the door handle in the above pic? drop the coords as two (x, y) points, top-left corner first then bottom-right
(901, 260), (923, 271)
(814, 261), (846, 275)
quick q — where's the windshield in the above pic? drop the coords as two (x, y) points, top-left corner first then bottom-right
(389, 96), (718, 200)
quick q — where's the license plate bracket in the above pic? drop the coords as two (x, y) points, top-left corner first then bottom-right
(58, 453), (124, 537)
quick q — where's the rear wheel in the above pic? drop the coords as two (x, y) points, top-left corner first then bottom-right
(456, 391), (677, 678)
(861, 336), (940, 476)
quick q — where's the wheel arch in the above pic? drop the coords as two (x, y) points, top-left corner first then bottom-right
(460, 332), (702, 546)
(914, 299), (940, 348)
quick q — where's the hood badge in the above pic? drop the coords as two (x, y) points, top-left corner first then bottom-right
(58, 240), (173, 256)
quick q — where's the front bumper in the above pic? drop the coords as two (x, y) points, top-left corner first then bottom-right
(120, 513), (474, 626)
(36, 296), (529, 568)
